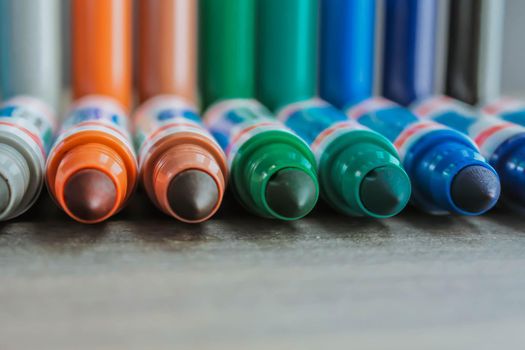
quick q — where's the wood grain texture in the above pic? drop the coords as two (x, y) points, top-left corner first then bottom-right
(1, 192), (525, 349)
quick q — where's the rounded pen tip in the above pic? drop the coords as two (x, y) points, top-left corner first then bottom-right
(360, 166), (410, 217)
(265, 168), (317, 219)
(451, 165), (500, 214)
(168, 170), (219, 222)
(63, 169), (117, 222)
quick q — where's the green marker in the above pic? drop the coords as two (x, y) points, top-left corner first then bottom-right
(256, 0), (318, 111)
(199, 0), (256, 109)
(200, 0), (319, 220)
(257, 0), (411, 217)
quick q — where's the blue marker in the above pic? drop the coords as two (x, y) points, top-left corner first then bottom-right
(346, 97), (500, 215)
(382, 0), (438, 106)
(413, 96), (525, 212)
(319, 0), (375, 109)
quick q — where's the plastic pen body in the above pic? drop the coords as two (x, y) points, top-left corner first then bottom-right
(446, 0), (504, 105)
(199, 0), (256, 108)
(257, 0), (318, 111)
(72, 0), (133, 111)
(138, 0), (197, 105)
(0, 0), (62, 111)
(382, 0), (438, 106)
(347, 97), (500, 215)
(319, 0), (375, 109)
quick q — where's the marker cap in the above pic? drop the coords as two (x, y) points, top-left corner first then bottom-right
(320, 130), (411, 218)
(52, 143), (128, 224)
(231, 131), (319, 220)
(0, 143), (30, 220)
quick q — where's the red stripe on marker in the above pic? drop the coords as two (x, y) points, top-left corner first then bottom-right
(0, 121), (45, 157)
(474, 124), (512, 147)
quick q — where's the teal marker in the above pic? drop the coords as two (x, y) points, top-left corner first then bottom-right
(257, 0), (411, 217)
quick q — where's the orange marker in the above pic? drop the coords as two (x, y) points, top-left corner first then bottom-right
(134, 96), (227, 223)
(136, 0), (227, 222)
(47, 96), (138, 224)
(138, 0), (197, 104)
(72, 0), (133, 111)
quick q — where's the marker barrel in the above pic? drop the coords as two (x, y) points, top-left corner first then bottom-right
(256, 0), (318, 111)
(46, 96), (137, 224)
(446, 0), (504, 105)
(134, 95), (228, 223)
(319, 0), (376, 109)
(0, 0), (62, 110)
(278, 99), (411, 218)
(138, 0), (198, 105)
(204, 99), (319, 220)
(348, 97), (499, 215)
(72, 0), (133, 111)
(199, 0), (256, 108)
(0, 96), (56, 221)
(382, 0), (438, 106)
(416, 96), (525, 212)
(446, 0), (482, 105)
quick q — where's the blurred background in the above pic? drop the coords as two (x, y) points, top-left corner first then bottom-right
(502, 0), (525, 95)
(58, 0), (525, 100)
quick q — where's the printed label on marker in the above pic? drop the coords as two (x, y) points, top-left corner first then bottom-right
(0, 96), (57, 157)
(393, 121), (446, 161)
(310, 121), (368, 164)
(482, 97), (525, 116)
(467, 117), (525, 159)
(412, 96), (523, 159)
(412, 96), (473, 120)
(204, 99), (301, 166)
(482, 97), (525, 127)
(411, 96), (480, 135)
(346, 97), (422, 147)
(134, 96), (221, 168)
(346, 97), (398, 120)
(51, 96), (135, 157)
(278, 98), (367, 164)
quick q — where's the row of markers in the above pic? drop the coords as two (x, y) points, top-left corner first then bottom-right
(0, 0), (520, 225)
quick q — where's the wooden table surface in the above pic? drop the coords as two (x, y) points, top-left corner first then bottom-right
(1, 192), (524, 350)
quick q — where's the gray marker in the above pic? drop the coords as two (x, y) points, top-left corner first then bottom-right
(0, 97), (57, 221)
(0, 0), (62, 110)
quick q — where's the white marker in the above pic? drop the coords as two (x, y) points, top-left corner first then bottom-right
(0, 96), (57, 220)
